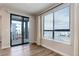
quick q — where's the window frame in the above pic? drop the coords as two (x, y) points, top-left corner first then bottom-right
(43, 13), (54, 39)
(43, 4), (71, 45)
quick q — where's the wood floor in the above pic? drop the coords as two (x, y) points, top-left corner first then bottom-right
(0, 43), (61, 56)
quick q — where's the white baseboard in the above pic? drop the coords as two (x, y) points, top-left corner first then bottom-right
(1, 45), (10, 49)
(29, 41), (36, 44)
(0, 41), (1, 43)
(34, 41), (37, 44)
(41, 44), (70, 56)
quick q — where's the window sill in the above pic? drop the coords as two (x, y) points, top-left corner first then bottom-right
(43, 38), (71, 45)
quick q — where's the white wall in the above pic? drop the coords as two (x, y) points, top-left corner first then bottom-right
(0, 9), (10, 49)
(36, 4), (79, 56)
(0, 16), (1, 42)
(29, 16), (36, 43)
(78, 4), (79, 56)
(0, 8), (36, 49)
(76, 4), (79, 56)
(35, 16), (41, 45)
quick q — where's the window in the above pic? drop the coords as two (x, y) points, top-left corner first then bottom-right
(54, 7), (70, 44)
(54, 7), (69, 29)
(43, 6), (71, 45)
(43, 13), (53, 39)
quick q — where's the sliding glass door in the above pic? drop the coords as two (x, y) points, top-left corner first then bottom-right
(23, 18), (29, 44)
(10, 14), (29, 46)
(11, 20), (22, 45)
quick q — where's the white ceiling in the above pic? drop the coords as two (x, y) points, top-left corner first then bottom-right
(0, 3), (54, 15)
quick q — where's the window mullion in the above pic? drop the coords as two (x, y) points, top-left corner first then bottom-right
(53, 12), (54, 39)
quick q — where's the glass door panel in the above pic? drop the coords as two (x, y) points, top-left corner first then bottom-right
(11, 20), (22, 45)
(23, 21), (29, 43)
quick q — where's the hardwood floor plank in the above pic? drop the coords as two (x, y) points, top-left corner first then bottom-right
(0, 44), (62, 56)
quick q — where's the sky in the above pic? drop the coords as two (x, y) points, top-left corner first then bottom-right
(44, 6), (69, 30)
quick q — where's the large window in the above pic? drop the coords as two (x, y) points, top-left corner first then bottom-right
(43, 13), (53, 39)
(43, 6), (71, 45)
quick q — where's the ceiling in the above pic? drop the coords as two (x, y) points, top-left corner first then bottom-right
(0, 3), (54, 15)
